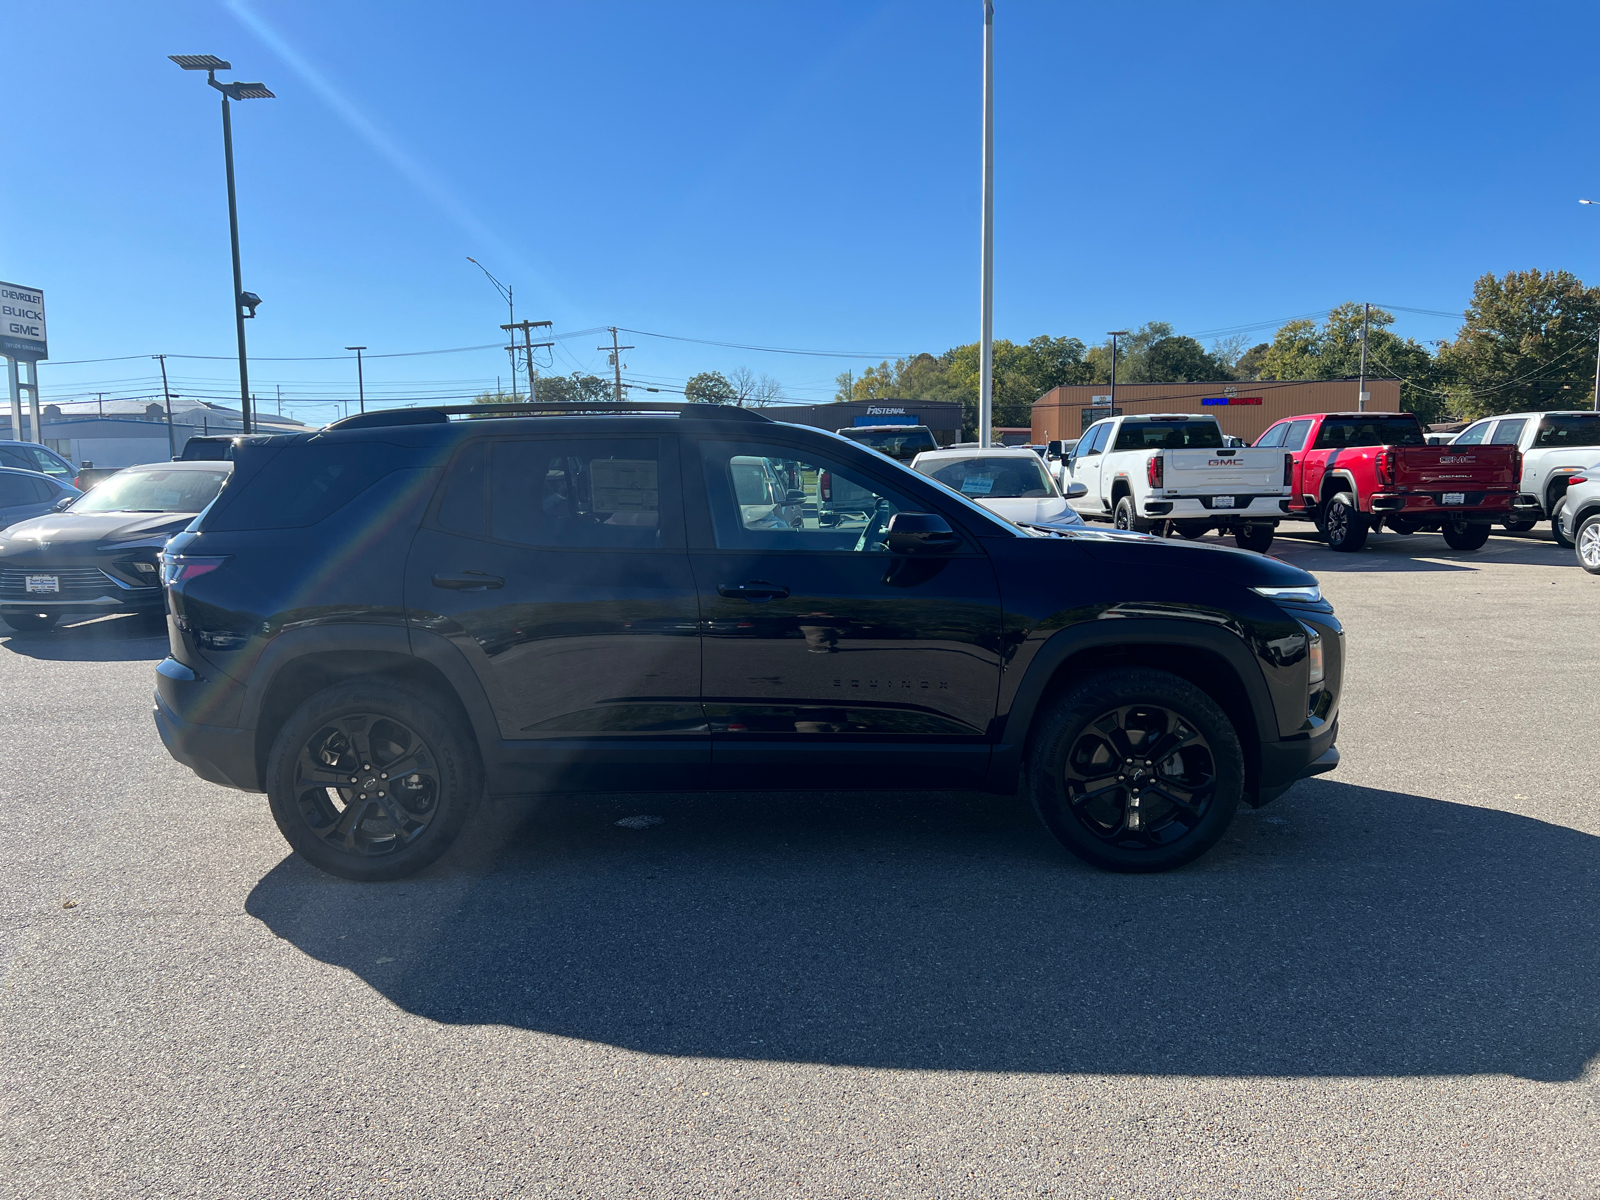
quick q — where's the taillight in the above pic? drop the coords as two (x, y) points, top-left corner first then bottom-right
(1375, 448), (1396, 486)
(1511, 448), (1522, 480)
(1147, 455), (1164, 488)
(161, 556), (228, 586)
(818, 471), (832, 502)
(1283, 452), (1294, 486)
(1569, 476), (1587, 487)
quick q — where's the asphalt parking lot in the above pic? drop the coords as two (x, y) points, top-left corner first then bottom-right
(3, 523), (1597, 1199)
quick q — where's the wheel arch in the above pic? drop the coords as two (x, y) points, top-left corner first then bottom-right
(1320, 471), (1360, 504)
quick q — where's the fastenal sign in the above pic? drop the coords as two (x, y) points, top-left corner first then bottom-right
(0, 282), (46, 360)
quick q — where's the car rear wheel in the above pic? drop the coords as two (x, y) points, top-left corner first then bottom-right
(1501, 518), (1537, 532)
(3, 612), (58, 632)
(1323, 494), (1368, 552)
(265, 678), (482, 881)
(1441, 519), (1491, 551)
(1027, 668), (1243, 873)
(1113, 496), (1148, 533)
(1173, 521), (1211, 540)
(1233, 523), (1274, 552)
(1577, 515), (1600, 574)
(1550, 500), (1574, 549)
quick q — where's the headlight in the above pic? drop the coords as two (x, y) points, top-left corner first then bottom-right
(1251, 584), (1321, 603)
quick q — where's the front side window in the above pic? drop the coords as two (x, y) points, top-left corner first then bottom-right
(700, 441), (909, 551)
(1283, 419), (1315, 451)
(1490, 418), (1526, 445)
(1453, 421), (1490, 445)
(491, 438), (663, 549)
(1253, 424), (1287, 448)
(1533, 414), (1600, 448)
(917, 455), (1057, 499)
(1112, 420), (1224, 451)
(1078, 424), (1107, 456)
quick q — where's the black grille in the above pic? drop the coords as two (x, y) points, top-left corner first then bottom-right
(0, 567), (124, 602)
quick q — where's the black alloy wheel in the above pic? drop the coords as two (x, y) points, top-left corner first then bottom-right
(1501, 518), (1537, 532)
(1387, 518), (1417, 535)
(1174, 521), (1211, 540)
(266, 679), (481, 881)
(1233, 522), (1274, 552)
(1113, 496), (1147, 533)
(1028, 668), (1243, 873)
(1441, 518), (1491, 551)
(3, 612), (58, 632)
(1323, 494), (1369, 552)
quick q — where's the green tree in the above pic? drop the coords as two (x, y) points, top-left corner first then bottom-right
(1144, 335), (1234, 382)
(472, 372), (611, 411)
(684, 370), (737, 405)
(1433, 269), (1600, 419)
(1257, 303), (1445, 423)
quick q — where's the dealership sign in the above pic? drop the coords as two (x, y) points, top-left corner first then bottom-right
(0, 282), (46, 360)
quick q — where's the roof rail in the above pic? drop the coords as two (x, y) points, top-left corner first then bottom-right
(325, 400), (773, 431)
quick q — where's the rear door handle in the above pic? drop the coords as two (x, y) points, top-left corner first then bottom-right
(432, 571), (504, 591)
(717, 580), (790, 601)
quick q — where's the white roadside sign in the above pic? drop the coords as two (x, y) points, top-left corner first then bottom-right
(0, 282), (47, 360)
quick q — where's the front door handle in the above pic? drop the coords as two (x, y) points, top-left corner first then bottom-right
(717, 580), (790, 601)
(432, 571), (505, 591)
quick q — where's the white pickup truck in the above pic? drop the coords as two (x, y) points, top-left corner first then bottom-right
(1448, 410), (1600, 543)
(1064, 413), (1293, 551)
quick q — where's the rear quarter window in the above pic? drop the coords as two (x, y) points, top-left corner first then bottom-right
(204, 440), (412, 530)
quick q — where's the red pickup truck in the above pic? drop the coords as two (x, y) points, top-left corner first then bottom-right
(1254, 412), (1520, 552)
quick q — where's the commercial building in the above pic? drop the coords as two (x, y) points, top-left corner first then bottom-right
(1032, 379), (1402, 445)
(0, 397), (308, 468)
(767, 399), (965, 446)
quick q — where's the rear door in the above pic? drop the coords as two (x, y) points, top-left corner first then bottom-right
(0, 474), (50, 529)
(404, 432), (706, 790)
(684, 433), (1004, 788)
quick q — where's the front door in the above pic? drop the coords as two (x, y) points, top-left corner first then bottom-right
(404, 432), (705, 791)
(683, 435), (1004, 788)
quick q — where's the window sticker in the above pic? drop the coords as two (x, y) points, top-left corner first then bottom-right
(589, 459), (658, 512)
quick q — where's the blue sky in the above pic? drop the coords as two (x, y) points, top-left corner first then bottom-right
(8, 0), (1600, 422)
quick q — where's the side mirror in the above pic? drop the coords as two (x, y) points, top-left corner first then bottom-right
(52, 496), (74, 511)
(785, 489), (806, 506)
(1065, 481), (1088, 499)
(887, 511), (960, 555)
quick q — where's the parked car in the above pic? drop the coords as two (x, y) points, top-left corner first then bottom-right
(1044, 438), (1079, 487)
(0, 460), (232, 632)
(178, 435), (238, 461)
(730, 454), (805, 530)
(1555, 468), (1600, 572)
(909, 446), (1085, 529)
(1261, 412), (1520, 552)
(1449, 410), (1600, 537)
(0, 440), (76, 488)
(154, 401), (1341, 882)
(835, 424), (939, 462)
(1063, 413), (1290, 551)
(0, 467), (79, 531)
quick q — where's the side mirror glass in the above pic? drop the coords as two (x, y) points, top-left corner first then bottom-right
(1065, 481), (1088, 499)
(52, 495), (74, 511)
(785, 489), (806, 506)
(886, 511), (959, 555)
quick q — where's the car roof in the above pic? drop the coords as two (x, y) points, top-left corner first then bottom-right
(116, 459), (235, 472)
(0, 464), (67, 482)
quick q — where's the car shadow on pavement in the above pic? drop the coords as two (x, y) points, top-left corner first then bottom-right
(246, 779), (1600, 1082)
(1260, 528), (1580, 574)
(0, 613), (168, 662)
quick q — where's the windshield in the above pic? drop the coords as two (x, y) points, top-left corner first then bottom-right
(917, 455), (1058, 499)
(1112, 420), (1224, 450)
(1534, 414), (1600, 449)
(1314, 416), (1425, 448)
(72, 468), (230, 514)
(839, 427), (938, 460)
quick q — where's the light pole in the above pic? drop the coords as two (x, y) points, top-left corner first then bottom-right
(1107, 330), (1129, 421)
(345, 346), (367, 414)
(467, 257), (517, 398)
(978, 0), (995, 447)
(1580, 201), (1600, 410)
(170, 55), (273, 434)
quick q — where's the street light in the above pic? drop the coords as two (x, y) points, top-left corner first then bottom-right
(1107, 330), (1130, 421)
(466, 257), (518, 399)
(169, 54), (274, 434)
(1578, 201), (1600, 409)
(345, 346), (367, 414)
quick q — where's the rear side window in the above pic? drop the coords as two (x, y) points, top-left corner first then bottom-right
(0, 475), (37, 506)
(206, 442), (402, 529)
(491, 438), (666, 550)
(1534, 414), (1600, 448)
(1314, 417), (1424, 448)
(1113, 420), (1224, 451)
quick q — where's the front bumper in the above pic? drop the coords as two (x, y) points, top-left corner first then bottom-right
(1254, 719), (1339, 807)
(153, 657), (260, 791)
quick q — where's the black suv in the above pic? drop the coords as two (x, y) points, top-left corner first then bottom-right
(153, 402), (1342, 881)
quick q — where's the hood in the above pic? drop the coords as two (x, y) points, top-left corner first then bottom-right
(0, 510), (194, 551)
(1061, 527), (1317, 588)
(979, 496), (1080, 524)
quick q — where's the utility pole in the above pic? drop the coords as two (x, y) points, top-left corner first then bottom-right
(467, 257), (518, 397)
(344, 346), (368, 414)
(276, 385), (282, 416)
(599, 327), (634, 403)
(95, 393), (104, 418)
(1357, 302), (1370, 412)
(503, 321), (553, 404)
(978, 0), (995, 448)
(155, 354), (178, 459)
(1592, 328), (1599, 412)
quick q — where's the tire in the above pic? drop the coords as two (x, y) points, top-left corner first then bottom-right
(1550, 501), (1574, 549)
(1233, 523), (1274, 552)
(1501, 518), (1537, 532)
(1323, 493), (1368, 552)
(1441, 519), (1491, 551)
(3, 612), (58, 632)
(265, 678), (483, 882)
(1387, 518), (1417, 536)
(1027, 668), (1244, 873)
(1174, 522), (1211, 540)
(1577, 515), (1600, 574)
(1113, 496), (1148, 533)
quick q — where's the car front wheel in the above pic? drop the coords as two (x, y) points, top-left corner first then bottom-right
(265, 678), (482, 881)
(1027, 668), (1244, 873)
(1233, 522), (1274, 552)
(1441, 519), (1491, 551)
(1577, 515), (1600, 574)
(3, 612), (58, 632)
(1550, 501), (1574, 549)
